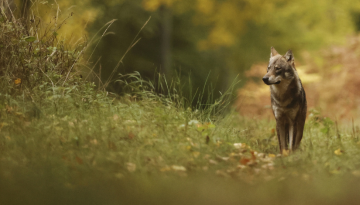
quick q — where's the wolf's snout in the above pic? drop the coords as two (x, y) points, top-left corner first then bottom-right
(262, 77), (269, 84)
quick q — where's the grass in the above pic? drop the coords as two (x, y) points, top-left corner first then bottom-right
(2, 8), (360, 205)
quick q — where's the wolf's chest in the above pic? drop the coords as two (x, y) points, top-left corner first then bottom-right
(271, 100), (299, 121)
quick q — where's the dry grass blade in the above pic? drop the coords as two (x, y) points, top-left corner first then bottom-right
(102, 16), (151, 89)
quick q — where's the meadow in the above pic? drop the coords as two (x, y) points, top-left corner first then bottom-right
(1, 11), (360, 205)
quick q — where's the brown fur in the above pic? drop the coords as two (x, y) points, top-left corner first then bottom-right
(262, 47), (307, 153)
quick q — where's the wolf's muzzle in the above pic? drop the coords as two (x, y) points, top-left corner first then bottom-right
(262, 77), (280, 85)
(262, 77), (270, 85)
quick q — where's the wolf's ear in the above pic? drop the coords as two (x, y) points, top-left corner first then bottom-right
(270, 47), (279, 57)
(285, 50), (294, 62)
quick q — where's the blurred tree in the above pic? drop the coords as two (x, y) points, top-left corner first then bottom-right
(11, 0), (360, 107)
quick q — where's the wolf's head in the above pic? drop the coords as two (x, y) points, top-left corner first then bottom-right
(262, 47), (296, 85)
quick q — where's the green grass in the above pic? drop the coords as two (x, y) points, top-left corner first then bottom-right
(2, 10), (360, 205)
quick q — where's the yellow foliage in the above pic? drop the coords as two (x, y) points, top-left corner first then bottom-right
(198, 26), (235, 50)
(14, 78), (21, 85)
(142, 0), (177, 11)
(196, 0), (214, 14)
(296, 66), (322, 84)
(282, 150), (289, 156)
(26, 1), (101, 43)
(268, 154), (276, 158)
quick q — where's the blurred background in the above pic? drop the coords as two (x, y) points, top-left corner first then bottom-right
(10, 0), (360, 120)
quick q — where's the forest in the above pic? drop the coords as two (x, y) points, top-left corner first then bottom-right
(2, 0), (360, 204)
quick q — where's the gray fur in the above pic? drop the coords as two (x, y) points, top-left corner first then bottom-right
(262, 47), (307, 153)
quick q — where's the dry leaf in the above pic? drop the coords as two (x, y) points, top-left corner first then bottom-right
(113, 114), (119, 121)
(128, 132), (135, 140)
(192, 151), (200, 158)
(160, 166), (171, 172)
(108, 141), (116, 150)
(216, 155), (229, 161)
(14, 78), (21, 85)
(233, 143), (242, 149)
(75, 156), (83, 165)
(250, 151), (256, 160)
(240, 157), (251, 165)
(209, 159), (218, 165)
(126, 163), (136, 172)
(352, 170), (360, 177)
(268, 154), (276, 158)
(90, 139), (98, 145)
(115, 173), (124, 179)
(171, 165), (186, 171)
(282, 150), (289, 156)
(334, 148), (343, 155)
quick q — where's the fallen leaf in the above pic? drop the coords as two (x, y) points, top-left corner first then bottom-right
(188, 120), (199, 125)
(250, 151), (256, 160)
(268, 154), (276, 158)
(216, 155), (229, 161)
(334, 148), (343, 156)
(115, 173), (124, 179)
(330, 169), (340, 175)
(215, 170), (228, 177)
(240, 157), (251, 165)
(128, 132), (135, 140)
(302, 174), (310, 181)
(209, 159), (218, 165)
(14, 78), (21, 85)
(0, 123), (9, 129)
(352, 170), (360, 177)
(6, 105), (13, 113)
(90, 139), (98, 145)
(271, 128), (275, 135)
(108, 141), (116, 150)
(171, 165), (186, 171)
(192, 151), (200, 158)
(160, 166), (171, 172)
(126, 163), (136, 172)
(282, 150), (289, 156)
(75, 156), (83, 165)
(233, 143), (243, 149)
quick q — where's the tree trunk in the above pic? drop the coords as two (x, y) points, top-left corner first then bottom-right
(160, 5), (172, 80)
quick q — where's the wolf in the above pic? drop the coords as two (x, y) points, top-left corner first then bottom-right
(262, 47), (307, 153)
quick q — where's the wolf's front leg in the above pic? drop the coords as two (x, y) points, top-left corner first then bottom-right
(276, 119), (287, 153)
(289, 124), (294, 151)
(294, 115), (306, 150)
